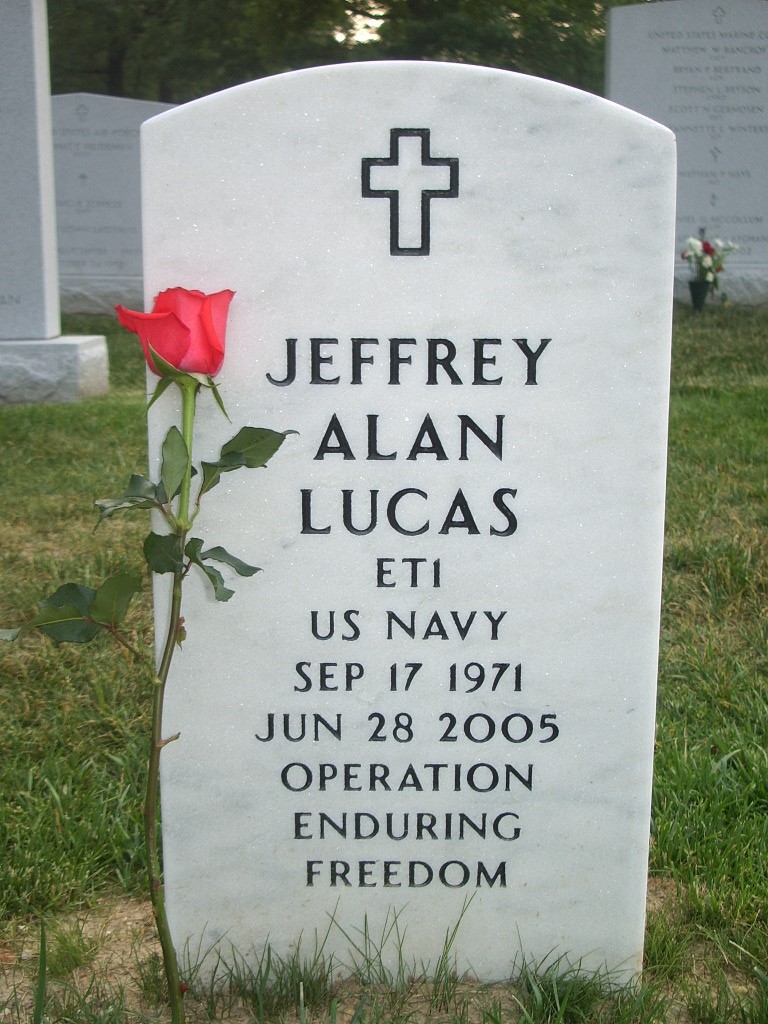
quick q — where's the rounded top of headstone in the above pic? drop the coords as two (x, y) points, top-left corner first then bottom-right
(142, 61), (674, 142)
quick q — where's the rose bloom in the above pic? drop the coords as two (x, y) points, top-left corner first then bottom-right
(702, 241), (716, 256)
(116, 288), (235, 376)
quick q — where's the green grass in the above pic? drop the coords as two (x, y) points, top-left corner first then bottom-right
(46, 919), (101, 979)
(656, 304), (768, 977)
(0, 317), (150, 918)
(0, 305), (767, 1021)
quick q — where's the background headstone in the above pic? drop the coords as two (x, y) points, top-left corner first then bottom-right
(1, 0), (60, 341)
(52, 94), (173, 314)
(607, 0), (768, 304)
(144, 62), (675, 980)
(0, 0), (107, 404)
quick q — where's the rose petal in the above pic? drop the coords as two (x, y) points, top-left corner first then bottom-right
(152, 288), (207, 321)
(196, 290), (234, 375)
(116, 305), (191, 375)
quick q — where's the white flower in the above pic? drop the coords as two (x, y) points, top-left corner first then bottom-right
(702, 255), (713, 268)
(706, 271), (715, 282)
(686, 236), (703, 253)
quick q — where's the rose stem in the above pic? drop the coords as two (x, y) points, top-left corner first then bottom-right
(144, 378), (199, 1024)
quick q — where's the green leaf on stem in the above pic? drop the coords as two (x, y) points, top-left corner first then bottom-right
(199, 460), (224, 496)
(0, 580), (129, 644)
(184, 538), (235, 602)
(200, 562), (234, 602)
(34, 584), (100, 643)
(95, 474), (164, 523)
(160, 426), (189, 503)
(89, 572), (143, 627)
(144, 532), (184, 575)
(149, 347), (200, 388)
(146, 375), (174, 411)
(43, 583), (95, 617)
(19, 603), (97, 644)
(221, 426), (294, 468)
(198, 428), (295, 496)
(183, 539), (261, 601)
(198, 545), (261, 577)
(207, 378), (229, 419)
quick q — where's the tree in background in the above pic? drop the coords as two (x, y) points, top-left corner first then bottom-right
(48, 0), (355, 101)
(49, 0), (615, 104)
(354, 0), (606, 93)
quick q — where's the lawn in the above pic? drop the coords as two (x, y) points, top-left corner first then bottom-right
(0, 306), (766, 1022)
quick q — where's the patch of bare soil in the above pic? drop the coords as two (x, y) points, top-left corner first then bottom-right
(645, 874), (678, 917)
(0, 898), (166, 1021)
(0, 896), (500, 1024)
(0, 878), (742, 1023)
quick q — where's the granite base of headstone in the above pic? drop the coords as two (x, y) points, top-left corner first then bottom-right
(0, 336), (108, 404)
(52, 93), (174, 314)
(1, 0), (108, 405)
(607, 0), (768, 305)
(143, 62), (675, 982)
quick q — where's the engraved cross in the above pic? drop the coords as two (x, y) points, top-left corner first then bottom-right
(362, 129), (459, 255)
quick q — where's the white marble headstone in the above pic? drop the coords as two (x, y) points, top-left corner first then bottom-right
(144, 62), (675, 980)
(52, 94), (173, 314)
(1, 0), (60, 340)
(608, 0), (768, 304)
(0, 0), (107, 404)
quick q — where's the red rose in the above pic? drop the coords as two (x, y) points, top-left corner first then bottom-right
(116, 288), (235, 377)
(702, 241), (716, 256)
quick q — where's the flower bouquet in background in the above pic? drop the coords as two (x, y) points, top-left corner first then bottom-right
(681, 228), (738, 309)
(2, 288), (293, 1024)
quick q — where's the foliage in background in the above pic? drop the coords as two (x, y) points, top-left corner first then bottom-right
(368, 0), (606, 92)
(47, 0), (636, 103)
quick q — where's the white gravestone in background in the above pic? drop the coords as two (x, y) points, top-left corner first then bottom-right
(0, 0), (107, 404)
(52, 94), (173, 314)
(144, 63), (675, 980)
(608, 0), (768, 305)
